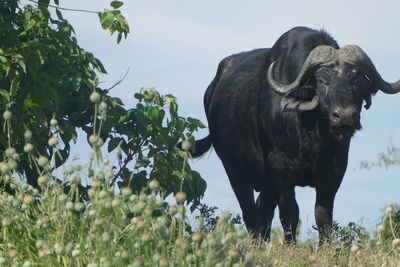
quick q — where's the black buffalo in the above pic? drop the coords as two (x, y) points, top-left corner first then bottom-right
(190, 27), (400, 242)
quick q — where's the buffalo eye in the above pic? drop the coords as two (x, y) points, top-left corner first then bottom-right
(315, 68), (331, 85)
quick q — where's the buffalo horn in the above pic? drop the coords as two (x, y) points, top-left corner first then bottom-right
(267, 45), (337, 95)
(339, 45), (400, 94)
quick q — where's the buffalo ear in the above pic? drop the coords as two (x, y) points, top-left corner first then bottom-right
(280, 85), (319, 111)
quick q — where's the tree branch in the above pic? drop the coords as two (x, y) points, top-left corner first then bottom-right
(28, 0), (99, 14)
(107, 68), (130, 92)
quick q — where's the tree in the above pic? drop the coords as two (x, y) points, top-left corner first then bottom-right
(0, 0), (206, 210)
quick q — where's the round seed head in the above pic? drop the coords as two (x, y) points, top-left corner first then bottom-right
(74, 202), (85, 212)
(101, 232), (111, 242)
(37, 156), (49, 167)
(23, 194), (34, 205)
(3, 110), (12, 121)
(24, 130), (32, 140)
(99, 101), (108, 111)
(132, 201), (146, 214)
(71, 248), (81, 257)
(48, 136), (59, 147)
(38, 175), (49, 186)
(168, 205), (179, 215)
(58, 194), (68, 204)
(65, 201), (74, 211)
(228, 248), (239, 259)
(89, 134), (99, 146)
(192, 232), (202, 242)
(159, 258), (170, 267)
(175, 191), (187, 204)
(377, 224), (385, 233)
(23, 143), (34, 153)
(393, 238), (400, 247)
(181, 140), (191, 151)
(112, 198), (122, 208)
(50, 118), (58, 127)
(149, 180), (160, 191)
(7, 160), (17, 170)
(105, 169), (113, 179)
(0, 161), (9, 173)
(385, 206), (393, 215)
(350, 244), (359, 253)
(121, 187), (132, 197)
(90, 91), (101, 103)
(5, 147), (16, 157)
(141, 232), (151, 242)
(70, 174), (81, 185)
(54, 244), (64, 255)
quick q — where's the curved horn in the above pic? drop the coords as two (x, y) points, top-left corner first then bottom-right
(267, 45), (337, 95)
(339, 45), (400, 94)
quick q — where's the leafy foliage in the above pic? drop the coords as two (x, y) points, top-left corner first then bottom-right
(332, 222), (369, 255)
(0, 1), (207, 209)
(359, 138), (400, 170)
(195, 203), (242, 231)
(0, 0), (127, 185)
(107, 89), (207, 210)
(0, 157), (252, 266)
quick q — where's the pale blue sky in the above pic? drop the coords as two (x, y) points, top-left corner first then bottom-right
(59, 0), (400, 238)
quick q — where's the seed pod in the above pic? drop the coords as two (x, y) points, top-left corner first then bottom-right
(132, 201), (146, 214)
(48, 136), (59, 147)
(23, 194), (34, 205)
(377, 224), (385, 233)
(38, 175), (49, 186)
(90, 91), (101, 103)
(159, 258), (170, 267)
(149, 180), (160, 191)
(350, 244), (359, 253)
(70, 175), (81, 185)
(50, 118), (58, 127)
(23, 143), (34, 153)
(99, 101), (108, 111)
(37, 156), (49, 167)
(74, 202), (85, 212)
(65, 201), (74, 211)
(24, 130), (32, 140)
(71, 249), (81, 257)
(5, 147), (16, 157)
(181, 140), (191, 151)
(175, 191), (187, 204)
(0, 161), (9, 173)
(3, 110), (12, 121)
(7, 160), (17, 170)
(121, 187), (132, 197)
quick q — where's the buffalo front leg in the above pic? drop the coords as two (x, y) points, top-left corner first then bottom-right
(314, 187), (338, 244)
(256, 187), (278, 240)
(277, 187), (299, 242)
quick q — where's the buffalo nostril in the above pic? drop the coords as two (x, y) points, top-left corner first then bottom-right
(331, 106), (358, 127)
(331, 109), (341, 124)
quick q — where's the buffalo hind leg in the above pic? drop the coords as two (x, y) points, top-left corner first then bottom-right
(256, 187), (278, 240)
(277, 187), (299, 242)
(224, 166), (263, 238)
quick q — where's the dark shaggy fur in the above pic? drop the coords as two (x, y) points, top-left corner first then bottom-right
(191, 27), (379, 242)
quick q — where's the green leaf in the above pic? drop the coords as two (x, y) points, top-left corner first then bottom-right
(99, 10), (115, 29)
(110, 1), (123, 9)
(55, 8), (63, 20)
(0, 89), (10, 102)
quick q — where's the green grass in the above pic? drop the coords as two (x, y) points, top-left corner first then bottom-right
(1, 165), (400, 266)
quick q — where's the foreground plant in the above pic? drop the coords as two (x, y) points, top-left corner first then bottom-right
(0, 163), (254, 266)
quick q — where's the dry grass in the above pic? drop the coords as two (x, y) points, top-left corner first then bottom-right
(245, 239), (400, 266)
